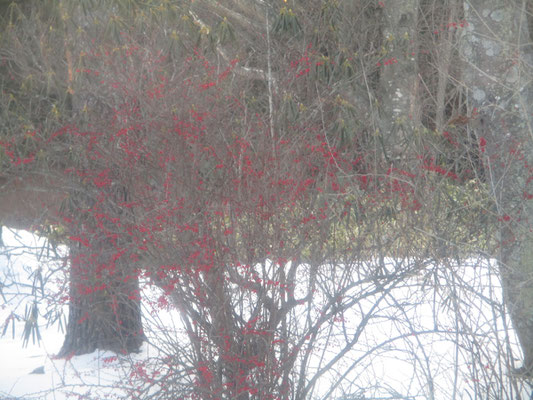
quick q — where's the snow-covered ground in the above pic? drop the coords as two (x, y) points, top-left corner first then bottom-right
(0, 229), (179, 400)
(1, 228), (531, 399)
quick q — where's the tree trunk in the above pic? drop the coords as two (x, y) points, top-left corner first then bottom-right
(461, 0), (533, 375)
(56, 2), (145, 356)
(0, 174), (145, 356)
(378, 0), (420, 162)
(58, 242), (144, 357)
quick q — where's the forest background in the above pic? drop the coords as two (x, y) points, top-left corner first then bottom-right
(1, 0), (533, 399)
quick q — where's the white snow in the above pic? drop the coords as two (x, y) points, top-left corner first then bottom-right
(1, 228), (532, 400)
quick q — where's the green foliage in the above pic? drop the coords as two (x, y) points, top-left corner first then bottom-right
(21, 301), (41, 347)
(215, 17), (235, 45)
(282, 94), (300, 122)
(314, 55), (333, 83)
(273, 7), (302, 36)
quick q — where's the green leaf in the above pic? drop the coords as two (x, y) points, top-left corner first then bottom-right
(22, 301), (41, 348)
(283, 95), (299, 121)
(216, 17), (235, 45)
(273, 7), (301, 37)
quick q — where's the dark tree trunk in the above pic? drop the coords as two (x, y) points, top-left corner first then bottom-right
(0, 174), (144, 356)
(56, 2), (145, 356)
(58, 243), (144, 357)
